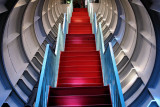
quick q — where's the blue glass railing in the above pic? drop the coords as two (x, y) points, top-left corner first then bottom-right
(88, 5), (125, 106)
(87, 0), (94, 23)
(67, 0), (73, 24)
(35, 10), (70, 107)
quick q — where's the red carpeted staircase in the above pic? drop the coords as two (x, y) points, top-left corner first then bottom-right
(47, 8), (112, 107)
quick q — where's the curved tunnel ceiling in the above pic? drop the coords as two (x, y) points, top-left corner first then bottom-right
(0, 0), (160, 106)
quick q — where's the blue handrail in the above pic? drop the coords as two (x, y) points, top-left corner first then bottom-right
(35, 12), (71, 107)
(89, 8), (125, 107)
(35, 24), (64, 107)
(87, 0), (93, 23)
(63, 13), (67, 39)
(67, 0), (73, 23)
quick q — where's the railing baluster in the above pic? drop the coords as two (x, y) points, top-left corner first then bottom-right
(35, 2), (73, 106)
(87, 1), (125, 106)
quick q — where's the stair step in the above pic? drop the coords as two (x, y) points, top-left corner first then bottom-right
(73, 8), (88, 12)
(61, 51), (99, 56)
(71, 18), (90, 20)
(72, 12), (88, 13)
(69, 32), (92, 34)
(66, 35), (94, 38)
(65, 47), (96, 51)
(58, 72), (102, 78)
(71, 20), (90, 23)
(71, 17), (90, 19)
(68, 31), (92, 34)
(72, 12), (89, 14)
(59, 65), (101, 72)
(69, 25), (92, 27)
(49, 86), (110, 96)
(69, 26), (92, 31)
(65, 40), (95, 44)
(66, 34), (94, 37)
(60, 60), (101, 66)
(66, 37), (94, 41)
(65, 43), (95, 48)
(69, 27), (92, 31)
(48, 105), (112, 107)
(69, 25), (91, 27)
(58, 77), (102, 84)
(57, 83), (103, 87)
(69, 24), (91, 26)
(72, 13), (88, 15)
(69, 29), (92, 32)
(70, 23), (91, 25)
(59, 70), (102, 74)
(72, 13), (89, 16)
(66, 34), (94, 39)
(61, 55), (100, 61)
(48, 94), (111, 106)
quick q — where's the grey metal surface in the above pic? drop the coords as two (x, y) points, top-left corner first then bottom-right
(0, 0), (68, 106)
(93, 0), (157, 106)
(0, 0), (159, 106)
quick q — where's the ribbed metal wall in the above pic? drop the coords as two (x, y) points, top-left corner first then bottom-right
(0, 0), (159, 106)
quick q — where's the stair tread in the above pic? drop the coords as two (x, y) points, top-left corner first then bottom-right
(67, 34), (94, 36)
(58, 72), (102, 78)
(58, 77), (103, 85)
(58, 70), (101, 73)
(48, 94), (111, 106)
(59, 64), (101, 67)
(50, 86), (109, 90)
(65, 42), (95, 45)
(49, 86), (110, 96)
(60, 56), (100, 60)
(60, 57), (100, 61)
(66, 35), (94, 39)
(69, 32), (92, 33)
(59, 65), (101, 72)
(65, 44), (96, 47)
(48, 104), (112, 107)
(59, 71), (101, 74)
(61, 55), (99, 57)
(61, 52), (99, 54)
(57, 83), (103, 87)
(60, 60), (101, 67)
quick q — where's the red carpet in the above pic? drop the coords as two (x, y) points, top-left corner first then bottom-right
(47, 8), (112, 107)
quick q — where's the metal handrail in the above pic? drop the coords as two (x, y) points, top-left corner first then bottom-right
(67, 0), (73, 23)
(87, 0), (93, 23)
(35, 9), (72, 106)
(93, 12), (125, 107)
(35, 23), (64, 107)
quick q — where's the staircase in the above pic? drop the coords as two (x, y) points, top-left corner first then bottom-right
(47, 8), (112, 107)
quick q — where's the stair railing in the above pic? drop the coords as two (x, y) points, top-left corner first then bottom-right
(93, 12), (125, 107)
(35, 12), (68, 107)
(63, 13), (67, 45)
(67, 0), (73, 23)
(87, 0), (94, 23)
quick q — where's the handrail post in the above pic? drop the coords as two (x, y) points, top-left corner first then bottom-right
(98, 23), (105, 53)
(55, 23), (64, 54)
(67, 7), (70, 23)
(94, 13), (97, 34)
(63, 13), (66, 33)
(63, 13), (67, 48)
(67, 0), (73, 31)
